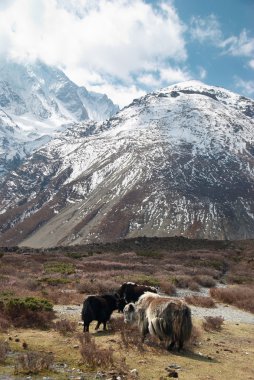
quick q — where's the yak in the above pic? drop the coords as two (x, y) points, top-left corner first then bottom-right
(123, 292), (192, 351)
(81, 294), (118, 332)
(117, 282), (157, 307)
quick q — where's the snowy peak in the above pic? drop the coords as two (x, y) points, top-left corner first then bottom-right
(159, 80), (254, 118)
(0, 59), (119, 177)
(0, 82), (253, 246)
(0, 60), (119, 126)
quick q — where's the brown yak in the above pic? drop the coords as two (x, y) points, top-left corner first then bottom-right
(123, 292), (192, 351)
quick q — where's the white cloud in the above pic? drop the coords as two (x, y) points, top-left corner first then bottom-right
(89, 82), (146, 108)
(249, 59), (254, 70)
(220, 30), (254, 57)
(190, 14), (222, 44)
(190, 14), (254, 77)
(235, 77), (254, 96)
(0, 0), (188, 105)
(136, 66), (191, 91)
(159, 66), (191, 84)
(198, 66), (207, 80)
(137, 73), (161, 88)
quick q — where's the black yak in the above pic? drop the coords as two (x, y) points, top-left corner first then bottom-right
(123, 292), (192, 351)
(117, 282), (157, 306)
(81, 294), (118, 332)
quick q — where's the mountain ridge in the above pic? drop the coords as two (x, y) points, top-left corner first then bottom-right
(0, 59), (119, 177)
(0, 81), (253, 247)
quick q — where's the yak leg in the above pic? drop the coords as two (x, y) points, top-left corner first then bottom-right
(178, 340), (184, 352)
(141, 325), (149, 343)
(103, 321), (107, 331)
(167, 340), (176, 351)
(95, 321), (101, 330)
(83, 324), (89, 332)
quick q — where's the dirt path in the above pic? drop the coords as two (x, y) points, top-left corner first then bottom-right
(54, 295), (254, 325)
(174, 287), (254, 324)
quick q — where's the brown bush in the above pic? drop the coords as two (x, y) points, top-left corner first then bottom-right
(43, 289), (82, 305)
(109, 316), (125, 332)
(53, 319), (77, 335)
(0, 313), (10, 332)
(188, 281), (200, 291)
(185, 295), (215, 308)
(14, 351), (54, 374)
(159, 281), (176, 295)
(77, 278), (118, 295)
(194, 275), (216, 288)
(0, 339), (9, 363)
(202, 316), (224, 332)
(79, 333), (114, 369)
(120, 323), (144, 352)
(210, 285), (254, 313)
(172, 275), (191, 289)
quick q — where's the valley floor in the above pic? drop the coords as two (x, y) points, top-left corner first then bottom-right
(0, 237), (253, 379)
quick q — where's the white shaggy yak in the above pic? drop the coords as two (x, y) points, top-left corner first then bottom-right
(123, 292), (192, 351)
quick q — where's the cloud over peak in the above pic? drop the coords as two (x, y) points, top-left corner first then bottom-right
(0, 0), (189, 106)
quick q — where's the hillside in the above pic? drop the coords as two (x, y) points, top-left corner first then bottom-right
(0, 81), (253, 246)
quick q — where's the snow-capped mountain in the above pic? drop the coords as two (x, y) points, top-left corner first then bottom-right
(0, 81), (253, 246)
(0, 59), (119, 176)
(0, 60), (119, 127)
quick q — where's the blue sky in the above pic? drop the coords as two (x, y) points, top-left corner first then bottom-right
(0, 0), (253, 106)
(174, 0), (254, 95)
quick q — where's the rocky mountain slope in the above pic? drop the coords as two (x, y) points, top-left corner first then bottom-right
(0, 60), (119, 176)
(0, 81), (253, 247)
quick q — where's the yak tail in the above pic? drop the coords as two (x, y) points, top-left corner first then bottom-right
(149, 318), (173, 341)
(180, 306), (192, 342)
(81, 300), (93, 323)
(172, 305), (192, 344)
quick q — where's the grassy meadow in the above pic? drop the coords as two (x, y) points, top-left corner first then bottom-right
(0, 236), (253, 379)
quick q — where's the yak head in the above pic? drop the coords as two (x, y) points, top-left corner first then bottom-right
(123, 303), (136, 323)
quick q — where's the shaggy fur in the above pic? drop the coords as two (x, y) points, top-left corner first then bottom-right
(124, 292), (192, 351)
(82, 294), (118, 332)
(117, 282), (157, 305)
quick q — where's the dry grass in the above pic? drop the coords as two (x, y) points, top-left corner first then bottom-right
(0, 239), (253, 378)
(79, 332), (115, 369)
(210, 285), (254, 313)
(53, 319), (77, 336)
(0, 315), (253, 379)
(120, 323), (144, 352)
(14, 350), (54, 375)
(185, 295), (216, 308)
(0, 339), (9, 363)
(0, 314), (9, 332)
(202, 316), (224, 332)
(186, 325), (202, 348)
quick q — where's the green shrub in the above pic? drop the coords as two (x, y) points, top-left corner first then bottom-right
(131, 275), (160, 287)
(44, 262), (75, 275)
(40, 277), (70, 286)
(66, 252), (84, 259)
(1, 297), (53, 312)
(0, 296), (54, 329)
(136, 249), (163, 259)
